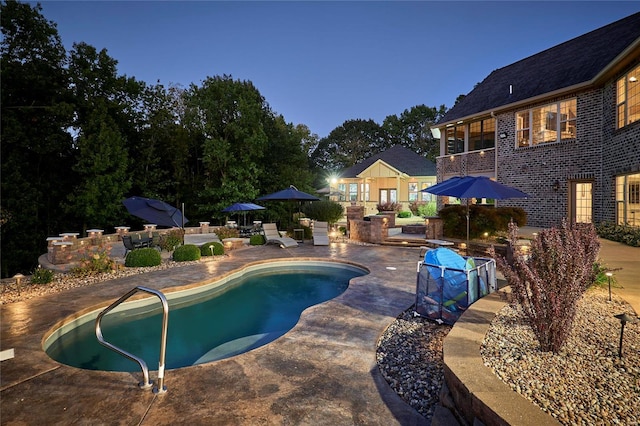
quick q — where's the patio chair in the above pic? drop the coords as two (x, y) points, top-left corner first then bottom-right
(262, 223), (298, 248)
(313, 221), (330, 246)
(122, 235), (136, 258)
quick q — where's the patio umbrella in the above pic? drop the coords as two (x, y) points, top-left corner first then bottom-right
(424, 176), (529, 247)
(123, 196), (188, 228)
(257, 185), (320, 202)
(257, 185), (320, 225)
(221, 202), (265, 226)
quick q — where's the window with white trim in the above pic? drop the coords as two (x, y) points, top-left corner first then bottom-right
(421, 183), (433, 201)
(349, 183), (358, 201)
(360, 183), (370, 201)
(337, 183), (346, 201)
(516, 99), (576, 147)
(408, 182), (418, 201)
(617, 64), (640, 129)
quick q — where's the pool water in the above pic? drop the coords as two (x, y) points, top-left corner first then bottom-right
(45, 263), (365, 371)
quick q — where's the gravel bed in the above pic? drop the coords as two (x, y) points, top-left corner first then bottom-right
(376, 309), (451, 422)
(481, 287), (640, 425)
(0, 259), (202, 305)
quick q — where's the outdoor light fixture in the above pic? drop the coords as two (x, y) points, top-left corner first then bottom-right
(552, 180), (560, 192)
(614, 313), (638, 357)
(499, 132), (508, 139)
(606, 272), (613, 302)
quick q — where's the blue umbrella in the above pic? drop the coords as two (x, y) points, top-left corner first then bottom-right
(123, 196), (187, 228)
(257, 185), (320, 225)
(221, 202), (265, 226)
(423, 176), (529, 247)
(221, 202), (266, 213)
(256, 185), (320, 202)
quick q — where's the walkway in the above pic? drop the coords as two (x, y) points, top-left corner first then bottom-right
(1, 241), (428, 425)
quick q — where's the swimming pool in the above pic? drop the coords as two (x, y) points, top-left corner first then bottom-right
(44, 261), (366, 372)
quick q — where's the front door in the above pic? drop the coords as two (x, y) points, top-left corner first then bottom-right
(570, 181), (593, 223)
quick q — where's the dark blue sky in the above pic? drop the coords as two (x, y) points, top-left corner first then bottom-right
(36, 1), (640, 138)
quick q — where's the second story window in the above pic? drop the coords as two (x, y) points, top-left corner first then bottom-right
(469, 118), (495, 151)
(617, 64), (640, 129)
(516, 99), (576, 147)
(445, 126), (464, 154)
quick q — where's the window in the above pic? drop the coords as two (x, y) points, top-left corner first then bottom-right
(360, 183), (370, 202)
(348, 183), (358, 202)
(337, 183), (346, 201)
(421, 183), (433, 201)
(408, 182), (418, 201)
(616, 173), (640, 227)
(516, 99), (576, 147)
(468, 118), (495, 151)
(445, 126), (464, 154)
(617, 64), (640, 128)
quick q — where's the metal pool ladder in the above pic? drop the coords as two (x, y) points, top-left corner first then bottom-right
(95, 286), (169, 394)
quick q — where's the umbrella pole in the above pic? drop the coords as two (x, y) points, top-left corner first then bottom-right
(466, 199), (470, 255)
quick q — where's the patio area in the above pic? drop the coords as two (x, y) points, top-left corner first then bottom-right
(1, 241), (429, 425)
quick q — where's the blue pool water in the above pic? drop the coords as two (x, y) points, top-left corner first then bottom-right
(44, 262), (365, 372)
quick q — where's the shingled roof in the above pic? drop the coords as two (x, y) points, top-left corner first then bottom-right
(339, 145), (436, 178)
(439, 11), (640, 124)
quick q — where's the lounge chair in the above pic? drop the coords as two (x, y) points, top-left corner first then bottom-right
(313, 221), (330, 246)
(262, 223), (298, 248)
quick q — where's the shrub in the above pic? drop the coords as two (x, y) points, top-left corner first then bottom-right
(595, 222), (640, 247)
(409, 201), (437, 217)
(302, 200), (344, 224)
(200, 241), (224, 256)
(173, 244), (201, 262)
(489, 220), (600, 353)
(250, 234), (265, 245)
(71, 243), (118, 277)
(30, 266), (54, 284)
(159, 229), (184, 251)
(376, 202), (402, 213)
(397, 211), (412, 218)
(439, 205), (527, 239)
(125, 248), (162, 267)
(214, 227), (239, 240)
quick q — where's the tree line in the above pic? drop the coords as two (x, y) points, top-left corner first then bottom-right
(0, 0), (448, 277)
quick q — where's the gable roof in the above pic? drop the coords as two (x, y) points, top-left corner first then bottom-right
(339, 145), (436, 178)
(439, 11), (640, 125)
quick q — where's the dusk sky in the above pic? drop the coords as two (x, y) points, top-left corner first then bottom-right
(35, 1), (640, 138)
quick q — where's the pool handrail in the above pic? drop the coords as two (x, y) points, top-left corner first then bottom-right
(95, 286), (169, 394)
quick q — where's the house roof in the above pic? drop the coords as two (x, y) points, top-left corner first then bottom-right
(439, 11), (640, 125)
(339, 145), (436, 178)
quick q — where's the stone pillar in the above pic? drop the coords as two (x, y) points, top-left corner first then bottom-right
(87, 229), (104, 245)
(51, 241), (73, 264)
(60, 233), (79, 249)
(369, 215), (389, 244)
(143, 224), (157, 236)
(199, 222), (210, 234)
(346, 205), (365, 237)
(47, 237), (63, 263)
(115, 226), (130, 241)
(424, 217), (444, 239)
(379, 212), (396, 228)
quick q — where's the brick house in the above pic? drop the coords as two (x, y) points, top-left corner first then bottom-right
(328, 145), (437, 216)
(430, 12), (640, 228)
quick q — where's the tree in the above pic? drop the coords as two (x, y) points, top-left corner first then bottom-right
(183, 75), (271, 220)
(382, 104), (447, 161)
(1, 0), (74, 276)
(310, 119), (387, 172)
(66, 42), (141, 231)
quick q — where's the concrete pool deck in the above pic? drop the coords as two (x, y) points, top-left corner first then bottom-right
(1, 241), (429, 425)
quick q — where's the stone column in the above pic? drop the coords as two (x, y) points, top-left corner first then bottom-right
(200, 222), (210, 234)
(346, 205), (365, 237)
(369, 215), (389, 244)
(115, 226), (130, 241)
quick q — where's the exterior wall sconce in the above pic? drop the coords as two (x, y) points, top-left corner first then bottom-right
(499, 132), (508, 139)
(449, 155), (455, 161)
(614, 313), (638, 357)
(552, 180), (560, 192)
